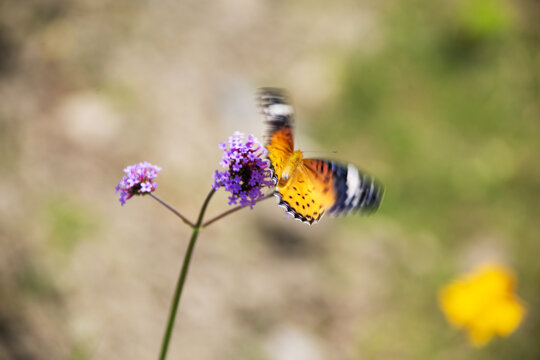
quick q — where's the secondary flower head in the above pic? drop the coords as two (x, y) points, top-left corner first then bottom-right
(115, 161), (162, 205)
(438, 263), (526, 347)
(213, 131), (274, 208)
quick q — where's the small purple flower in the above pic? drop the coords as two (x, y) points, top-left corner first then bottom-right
(213, 132), (274, 208)
(115, 161), (162, 205)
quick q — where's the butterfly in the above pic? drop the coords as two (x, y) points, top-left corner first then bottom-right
(257, 88), (384, 225)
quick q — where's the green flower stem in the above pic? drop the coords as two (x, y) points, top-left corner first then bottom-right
(156, 189), (273, 359)
(158, 188), (216, 360)
(201, 193), (274, 228)
(149, 193), (195, 228)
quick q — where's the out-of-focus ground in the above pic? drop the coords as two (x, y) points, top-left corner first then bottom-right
(1, 0), (539, 359)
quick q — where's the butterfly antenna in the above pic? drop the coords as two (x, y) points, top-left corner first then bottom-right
(303, 150), (338, 155)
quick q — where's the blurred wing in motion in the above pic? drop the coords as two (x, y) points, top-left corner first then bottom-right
(276, 159), (383, 224)
(303, 159), (383, 217)
(257, 88), (295, 183)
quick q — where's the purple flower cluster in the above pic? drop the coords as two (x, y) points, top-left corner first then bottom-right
(213, 131), (274, 208)
(115, 161), (162, 205)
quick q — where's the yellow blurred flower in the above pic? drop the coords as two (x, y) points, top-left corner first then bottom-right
(438, 263), (526, 347)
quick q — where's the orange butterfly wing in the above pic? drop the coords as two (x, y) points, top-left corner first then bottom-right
(275, 159), (383, 224)
(274, 160), (336, 224)
(267, 127), (293, 183)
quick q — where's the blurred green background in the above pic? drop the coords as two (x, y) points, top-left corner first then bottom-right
(1, 0), (539, 359)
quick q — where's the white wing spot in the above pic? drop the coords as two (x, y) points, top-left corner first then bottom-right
(345, 164), (360, 207)
(267, 104), (293, 116)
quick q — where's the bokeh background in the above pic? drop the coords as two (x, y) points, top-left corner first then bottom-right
(1, 0), (539, 359)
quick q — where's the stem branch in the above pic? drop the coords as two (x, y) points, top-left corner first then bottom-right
(202, 193), (274, 228)
(149, 193), (195, 228)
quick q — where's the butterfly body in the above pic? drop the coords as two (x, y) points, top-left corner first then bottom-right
(276, 150), (302, 184)
(258, 88), (383, 224)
